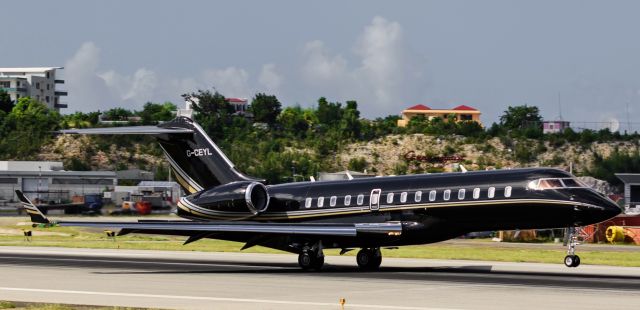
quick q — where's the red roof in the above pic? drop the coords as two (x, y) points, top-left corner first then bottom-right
(452, 105), (477, 111)
(406, 104), (431, 110)
(226, 98), (247, 103)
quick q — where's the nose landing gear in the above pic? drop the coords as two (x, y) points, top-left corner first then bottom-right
(563, 227), (581, 268)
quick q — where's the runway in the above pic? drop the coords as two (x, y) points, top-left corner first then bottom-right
(1, 247), (640, 309)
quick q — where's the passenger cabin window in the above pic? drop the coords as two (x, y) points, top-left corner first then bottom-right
(443, 190), (451, 201)
(504, 186), (512, 198)
(400, 192), (407, 203)
(488, 187), (495, 198)
(429, 190), (436, 202)
(344, 195), (351, 206)
(305, 198), (312, 208)
(318, 197), (324, 207)
(473, 188), (480, 199)
(357, 194), (364, 205)
(387, 193), (394, 204)
(330, 196), (337, 207)
(458, 189), (465, 200)
(414, 191), (422, 202)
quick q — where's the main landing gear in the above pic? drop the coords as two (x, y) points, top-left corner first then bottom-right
(298, 244), (324, 271)
(563, 227), (581, 268)
(356, 248), (382, 270)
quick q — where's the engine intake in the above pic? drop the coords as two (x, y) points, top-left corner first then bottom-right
(191, 181), (270, 215)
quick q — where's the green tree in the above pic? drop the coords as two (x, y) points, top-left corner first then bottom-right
(278, 105), (309, 135)
(315, 97), (342, 125)
(102, 108), (133, 121)
(250, 93), (282, 125)
(339, 100), (361, 138)
(183, 90), (233, 139)
(0, 89), (13, 113)
(499, 105), (542, 130)
(0, 97), (61, 158)
(138, 102), (177, 124)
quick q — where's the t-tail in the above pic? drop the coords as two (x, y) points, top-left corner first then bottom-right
(59, 116), (259, 193)
(15, 190), (50, 224)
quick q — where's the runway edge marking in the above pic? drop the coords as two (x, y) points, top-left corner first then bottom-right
(0, 287), (463, 310)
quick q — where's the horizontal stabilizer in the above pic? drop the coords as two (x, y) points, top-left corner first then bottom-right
(58, 126), (193, 135)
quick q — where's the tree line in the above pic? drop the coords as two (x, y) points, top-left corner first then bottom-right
(1, 89), (639, 185)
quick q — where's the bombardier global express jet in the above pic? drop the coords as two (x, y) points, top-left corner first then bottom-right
(17, 116), (622, 270)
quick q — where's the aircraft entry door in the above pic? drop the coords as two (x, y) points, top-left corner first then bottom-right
(369, 188), (381, 211)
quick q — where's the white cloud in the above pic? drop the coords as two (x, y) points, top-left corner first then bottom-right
(100, 68), (158, 103)
(299, 16), (424, 117)
(63, 17), (423, 117)
(201, 67), (251, 98)
(258, 63), (283, 94)
(64, 42), (259, 112)
(64, 42), (118, 111)
(302, 40), (348, 81)
(354, 16), (404, 105)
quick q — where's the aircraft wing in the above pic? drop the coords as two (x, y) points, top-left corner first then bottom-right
(15, 190), (402, 237)
(58, 126), (193, 135)
(53, 220), (401, 237)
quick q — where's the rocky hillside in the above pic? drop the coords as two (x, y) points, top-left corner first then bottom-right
(37, 132), (638, 193)
(338, 134), (639, 177)
(37, 135), (166, 172)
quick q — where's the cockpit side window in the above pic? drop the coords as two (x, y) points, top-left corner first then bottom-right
(529, 178), (586, 190)
(560, 178), (583, 188)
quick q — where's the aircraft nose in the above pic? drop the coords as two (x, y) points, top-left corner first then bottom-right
(586, 190), (623, 222)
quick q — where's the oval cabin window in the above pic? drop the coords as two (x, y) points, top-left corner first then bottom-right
(458, 189), (465, 200)
(400, 192), (407, 203)
(357, 194), (364, 205)
(443, 190), (451, 201)
(429, 190), (436, 202)
(330, 196), (337, 207)
(344, 195), (351, 206)
(488, 187), (495, 198)
(473, 188), (480, 199)
(414, 191), (422, 202)
(305, 198), (312, 208)
(505, 186), (512, 198)
(387, 193), (394, 204)
(318, 197), (324, 207)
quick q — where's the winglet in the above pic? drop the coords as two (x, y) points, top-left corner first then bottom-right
(15, 190), (50, 224)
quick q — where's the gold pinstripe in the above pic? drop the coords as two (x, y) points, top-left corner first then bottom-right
(176, 198), (597, 221)
(172, 168), (200, 194)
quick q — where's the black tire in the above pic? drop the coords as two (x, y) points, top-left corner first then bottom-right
(313, 255), (325, 270)
(298, 251), (324, 271)
(564, 255), (576, 268)
(572, 255), (581, 267)
(298, 252), (314, 270)
(357, 248), (382, 270)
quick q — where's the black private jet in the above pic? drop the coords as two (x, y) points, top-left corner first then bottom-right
(17, 116), (622, 270)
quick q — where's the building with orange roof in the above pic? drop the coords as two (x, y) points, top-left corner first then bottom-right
(397, 104), (481, 127)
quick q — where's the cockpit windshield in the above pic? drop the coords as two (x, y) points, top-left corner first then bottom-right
(527, 178), (586, 190)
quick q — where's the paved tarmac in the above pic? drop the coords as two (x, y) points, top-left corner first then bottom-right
(0, 246), (639, 310)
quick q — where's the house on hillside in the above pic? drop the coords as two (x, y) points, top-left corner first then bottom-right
(397, 104), (481, 127)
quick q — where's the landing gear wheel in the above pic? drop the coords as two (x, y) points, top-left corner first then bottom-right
(356, 248), (382, 270)
(572, 255), (580, 267)
(564, 255), (580, 268)
(298, 250), (324, 271)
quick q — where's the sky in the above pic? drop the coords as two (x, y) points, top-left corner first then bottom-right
(2, 0), (640, 130)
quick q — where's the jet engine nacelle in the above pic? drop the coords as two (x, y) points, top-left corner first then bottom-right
(192, 181), (270, 215)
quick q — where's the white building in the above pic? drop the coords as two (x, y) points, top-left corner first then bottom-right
(0, 67), (68, 111)
(0, 161), (116, 203)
